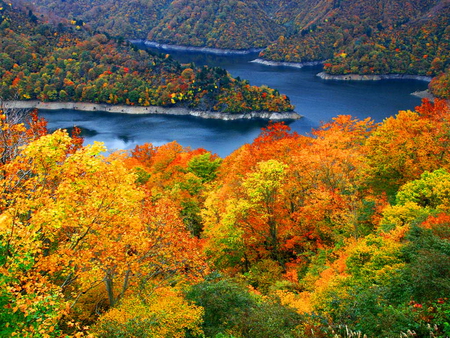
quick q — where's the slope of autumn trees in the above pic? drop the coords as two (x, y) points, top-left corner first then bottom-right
(0, 106), (208, 337)
(29, 0), (173, 40)
(1, 97), (450, 337)
(25, 0), (450, 98)
(30, 0), (286, 49)
(430, 68), (450, 98)
(0, 0), (294, 114)
(146, 0), (284, 50)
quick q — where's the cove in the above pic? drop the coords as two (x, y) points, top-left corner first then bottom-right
(39, 49), (428, 158)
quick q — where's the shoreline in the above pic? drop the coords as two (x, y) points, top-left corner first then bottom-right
(134, 42), (433, 83)
(2, 101), (301, 121)
(138, 40), (264, 55)
(251, 59), (324, 69)
(316, 72), (432, 82)
(411, 89), (436, 101)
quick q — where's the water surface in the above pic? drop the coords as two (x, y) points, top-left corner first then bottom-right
(40, 49), (428, 157)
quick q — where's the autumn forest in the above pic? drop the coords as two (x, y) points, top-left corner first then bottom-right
(1, 0), (450, 337)
(28, 0), (450, 98)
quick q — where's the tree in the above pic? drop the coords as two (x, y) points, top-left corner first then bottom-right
(365, 100), (450, 199)
(0, 130), (207, 335)
(94, 286), (204, 338)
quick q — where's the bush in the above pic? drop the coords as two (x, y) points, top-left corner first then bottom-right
(185, 276), (303, 338)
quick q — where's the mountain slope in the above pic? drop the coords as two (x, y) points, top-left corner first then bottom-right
(146, 0), (285, 49)
(24, 0), (450, 78)
(0, 0), (294, 113)
(261, 0), (450, 77)
(29, 0), (172, 39)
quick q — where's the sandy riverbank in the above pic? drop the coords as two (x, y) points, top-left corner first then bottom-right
(317, 72), (432, 82)
(411, 89), (436, 101)
(251, 59), (324, 69)
(140, 41), (264, 55)
(2, 101), (301, 121)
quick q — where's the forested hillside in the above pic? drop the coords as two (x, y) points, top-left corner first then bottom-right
(146, 0), (284, 49)
(430, 68), (450, 98)
(29, 0), (172, 40)
(0, 0), (294, 113)
(1, 1), (450, 337)
(269, 0), (450, 77)
(30, 0), (285, 48)
(1, 97), (450, 337)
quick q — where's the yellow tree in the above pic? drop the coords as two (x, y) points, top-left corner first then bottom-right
(0, 130), (207, 336)
(364, 100), (450, 198)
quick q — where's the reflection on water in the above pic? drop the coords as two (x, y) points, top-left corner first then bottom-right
(41, 110), (268, 157)
(40, 48), (429, 157)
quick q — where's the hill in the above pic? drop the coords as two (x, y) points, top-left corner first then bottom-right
(27, 0), (450, 85)
(262, 0), (450, 78)
(29, 0), (285, 48)
(28, 0), (172, 40)
(2, 94), (450, 337)
(0, 0), (294, 114)
(146, 0), (284, 49)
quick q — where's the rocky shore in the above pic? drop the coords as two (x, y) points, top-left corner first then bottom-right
(141, 41), (263, 55)
(3, 101), (301, 121)
(317, 72), (432, 82)
(411, 89), (436, 101)
(251, 59), (324, 69)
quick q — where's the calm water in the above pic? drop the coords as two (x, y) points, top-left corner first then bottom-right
(40, 49), (428, 157)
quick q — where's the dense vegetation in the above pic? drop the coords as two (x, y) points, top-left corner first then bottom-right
(28, 0), (172, 40)
(30, 0), (285, 49)
(1, 97), (450, 337)
(430, 68), (450, 98)
(28, 0), (450, 97)
(0, 0), (294, 113)
(146, 0), (284, 49)
(1, 1), (450, 337)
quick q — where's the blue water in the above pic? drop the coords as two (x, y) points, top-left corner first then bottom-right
(40, 50), (428, 157)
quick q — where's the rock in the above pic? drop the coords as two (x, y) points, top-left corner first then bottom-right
(251, 59), (324, 69)
(2, 101), (302, 121)
(316, 72), (432, 82)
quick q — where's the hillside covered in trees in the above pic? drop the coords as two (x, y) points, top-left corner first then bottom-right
(1, 97), (450, 337)
(27, 0), (450, 96)
(0, 0), (294, 114)
(1, 1), (450, 337)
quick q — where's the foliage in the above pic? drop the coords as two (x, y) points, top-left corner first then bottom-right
(146, 0), (284, 49)
(0, 109), (206, 336)
(430, 68), (450, 98)
(185, 276), (303, 338)
(0, 0), (294, 113)
(1, 52), (450, 336)
(261, 0), (449, 79)
(24, 0), (450, 96)
(94, 286), (204, 338)
(188, 152), (222, 183)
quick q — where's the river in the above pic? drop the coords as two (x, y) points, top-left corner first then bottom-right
(40, 49), (428, 157)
